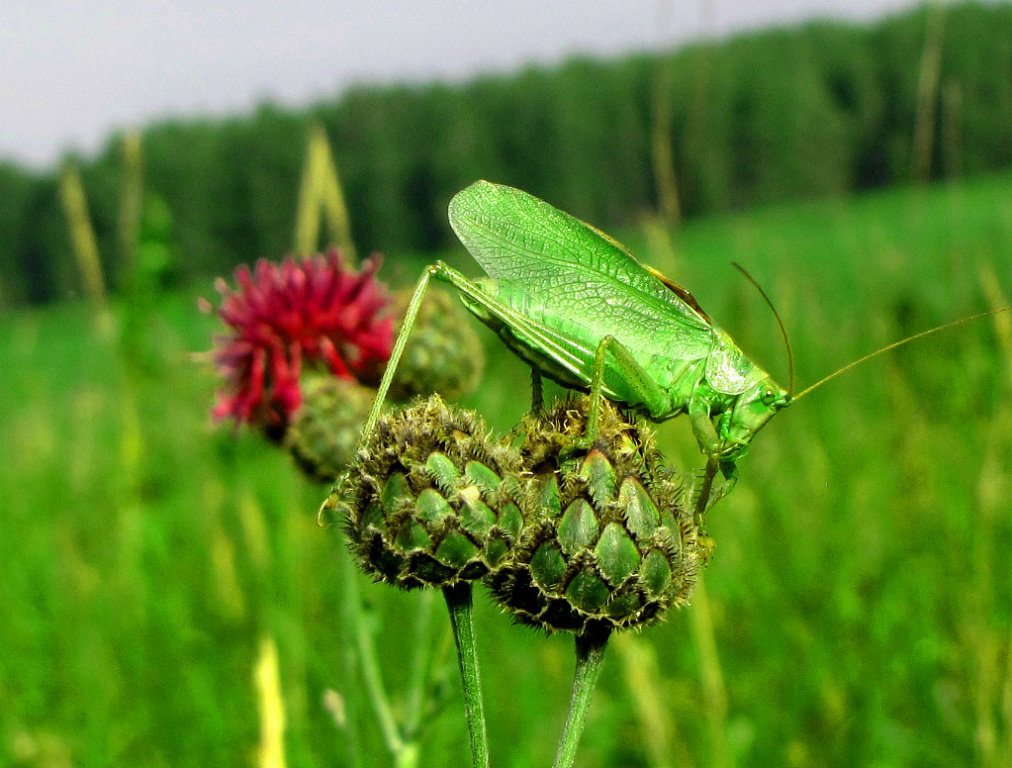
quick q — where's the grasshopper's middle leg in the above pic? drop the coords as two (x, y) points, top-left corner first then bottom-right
(530, 368), (544, 413)
(586, 335), (669, 443)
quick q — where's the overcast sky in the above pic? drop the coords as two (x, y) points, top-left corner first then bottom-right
(2, 0), (926, 169)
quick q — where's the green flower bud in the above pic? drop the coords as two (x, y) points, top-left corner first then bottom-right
(388, 287), (485, 402)
(285, 375), (376, 483)
(488, 397), (701, 635)
(330, 395), (524, 590)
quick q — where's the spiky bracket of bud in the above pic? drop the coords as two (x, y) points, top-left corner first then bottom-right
(488, 397), (703, 635)
(330, 395), (525, 590)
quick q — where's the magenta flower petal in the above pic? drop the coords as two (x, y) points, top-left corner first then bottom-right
(208, 249), (393, 427)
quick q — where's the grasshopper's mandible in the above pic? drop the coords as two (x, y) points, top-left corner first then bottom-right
(363, 180), (791, 487)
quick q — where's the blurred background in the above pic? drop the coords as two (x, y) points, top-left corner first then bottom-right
(1, 1), (1010, 767)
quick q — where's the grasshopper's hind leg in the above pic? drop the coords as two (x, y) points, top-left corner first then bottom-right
(358, 265), (436, 449)
(321, 264), (436, 524)
(361, 258), (511, 445)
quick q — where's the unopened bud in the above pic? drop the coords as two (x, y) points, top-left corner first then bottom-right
(489, 396), (702, 635)
(328, 395), (524, 590)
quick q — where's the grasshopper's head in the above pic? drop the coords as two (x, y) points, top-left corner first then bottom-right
(717, 377), (792, 462)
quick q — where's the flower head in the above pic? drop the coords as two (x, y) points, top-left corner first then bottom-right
(207, 249), (393, 427)
(488, 396), (701, 634)
(328, 394), (525, 590)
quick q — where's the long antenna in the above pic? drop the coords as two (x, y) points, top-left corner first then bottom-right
(732, 262), (795, 396)
(793, 307), (1012, 402)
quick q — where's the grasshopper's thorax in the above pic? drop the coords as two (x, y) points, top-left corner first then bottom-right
(704, 328), (766, 395)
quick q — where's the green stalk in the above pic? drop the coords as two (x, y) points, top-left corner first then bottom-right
(394, 590), (436, 768)
(342, 552), (404, 757)
(394, 743), (420, 768)
(403, 589), (436, 738)
(337, 549), (363, 768)
(442, 583), (490, 768)
(338, 541), (434, 768)
(553, 627), (611, 768)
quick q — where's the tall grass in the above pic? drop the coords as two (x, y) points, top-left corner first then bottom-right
(1, 173), (1010, 767)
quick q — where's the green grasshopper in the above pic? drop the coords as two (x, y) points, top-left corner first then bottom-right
(363, 180), (1008, 503)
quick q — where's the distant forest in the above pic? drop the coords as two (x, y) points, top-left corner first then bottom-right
(2, 2), (1010, 306)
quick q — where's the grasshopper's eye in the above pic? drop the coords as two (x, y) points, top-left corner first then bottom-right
(760, 386), (777, 406)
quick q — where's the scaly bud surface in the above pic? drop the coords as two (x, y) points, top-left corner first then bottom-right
(285, 374), (376, 483)
(330, 395), (525, 590)
(489, 397), (703, 635)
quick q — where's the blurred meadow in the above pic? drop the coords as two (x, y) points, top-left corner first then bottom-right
(4, 172), (1011, 767)
(3, 4), (1012, 768)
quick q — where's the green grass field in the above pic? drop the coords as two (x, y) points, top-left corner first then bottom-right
(2, 173), (1011, 768)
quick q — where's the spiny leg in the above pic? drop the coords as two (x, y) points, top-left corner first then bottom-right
(361, 260), (500, 449)
(714, 458), (739, 502)
(688, 403), (740, 518)
(693, 456), (720, 530)
(359, 265), (435, 450)
(585, 335), (614, 443)
(530, 368), (544, 413)
(692, 456), (738, 527)
(585, 334), (669, 444)
(323, 264), (437, 524)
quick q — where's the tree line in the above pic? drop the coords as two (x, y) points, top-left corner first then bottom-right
(1, 2), (1010, 307)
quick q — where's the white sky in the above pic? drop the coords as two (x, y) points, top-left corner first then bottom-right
(1, 0), (925, 169)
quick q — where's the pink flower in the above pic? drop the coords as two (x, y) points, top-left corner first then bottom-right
(207, 249), (393, 427)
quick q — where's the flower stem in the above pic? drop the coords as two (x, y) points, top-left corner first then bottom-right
(442, 583), (490, 768)
(553, 626), (612, 768)
(394, 744), (421, 768)
(337, 549), (364, 768)
(342, 551), (404, 757)
(403, 589), (436, 740)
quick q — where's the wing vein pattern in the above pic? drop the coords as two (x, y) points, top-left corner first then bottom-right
(449, 182), (714, 366)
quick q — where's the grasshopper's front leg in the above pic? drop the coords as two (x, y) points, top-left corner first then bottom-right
(688, 402), (738, 518)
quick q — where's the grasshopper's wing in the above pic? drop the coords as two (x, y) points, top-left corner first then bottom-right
(448, 181), (713, 364)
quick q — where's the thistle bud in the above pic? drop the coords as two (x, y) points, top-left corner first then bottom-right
(284, 374), (376, 483)
(488, 397), (701, 635)
(329, 395), (524, 590)
(388, 287), (485, 402)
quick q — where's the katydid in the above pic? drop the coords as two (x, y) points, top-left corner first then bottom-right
(362, 180), (1009, 499)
